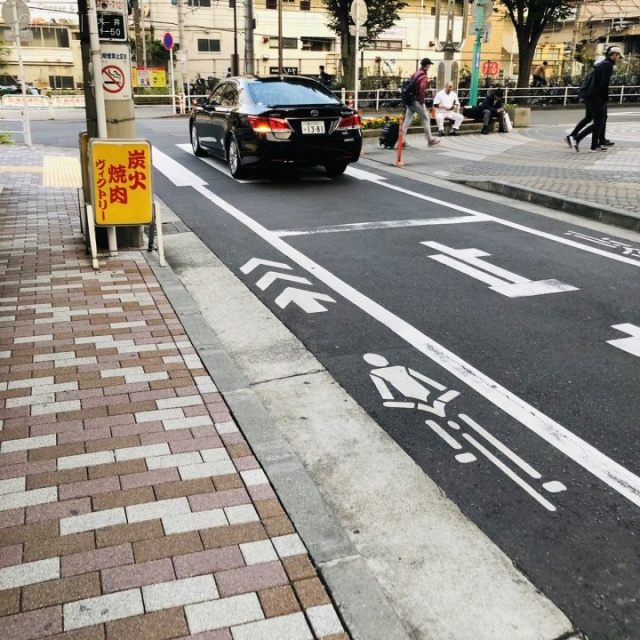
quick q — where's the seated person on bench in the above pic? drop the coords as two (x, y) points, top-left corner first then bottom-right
(474, 88), (506, 134)
(433, 82), (465, 137)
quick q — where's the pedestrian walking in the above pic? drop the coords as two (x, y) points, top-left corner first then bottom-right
(433, 82), (464, 136)
(568, 46), (623, 153)
(318, 65), (331, 88)
(565, 48), (618, 150)
(401, 58), (441, 148)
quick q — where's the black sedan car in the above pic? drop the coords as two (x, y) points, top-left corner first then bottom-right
(189, 75), (362, 178)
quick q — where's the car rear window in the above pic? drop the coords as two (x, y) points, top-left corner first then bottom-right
(248, 81), (341, 107)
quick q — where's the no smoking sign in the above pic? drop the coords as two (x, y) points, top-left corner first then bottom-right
(100, 44), (132, 100)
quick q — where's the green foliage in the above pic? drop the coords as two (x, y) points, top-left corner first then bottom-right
(498, 0), (576, 91)
(321, 0), (408, 87)
(0, 130), (13, 144)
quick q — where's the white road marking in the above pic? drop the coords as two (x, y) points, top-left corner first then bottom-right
(275, 288), (336, 313)
(607, 324), (640, 358)
(344, 165), (640, 269)
(256, 271), (311, 291)
(240, 258), (292, 274)
(426, 419), (463, 450)
(276, 215), (490, 237)
(458, 414), (542, 480)
(462, 434), (557, 512)
(155, 147), (640, 508)
(424, 242), (579, 298)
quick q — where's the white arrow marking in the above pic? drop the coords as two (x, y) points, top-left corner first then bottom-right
(607, 324), (640, 357)
(240, 258), (292, 275)
(275, 288), (336, 313)
(423, 241), (579, 298)
(256, 271), (311, 291)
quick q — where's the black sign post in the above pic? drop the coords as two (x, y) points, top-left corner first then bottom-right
(98, 10), (127, 41)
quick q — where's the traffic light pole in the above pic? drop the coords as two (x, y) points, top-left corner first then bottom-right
(469, 0), (485, 106)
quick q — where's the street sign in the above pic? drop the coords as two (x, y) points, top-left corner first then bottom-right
(269, 66), (299, 75)
(163, 32), (174, 51)
(100, 44), (132, 100)
(350, 0), (367, 26)
(89, 139), (154, 226)
(481, 61), (500, 76)
(98, 11), (127, 41)
(97, 0), (128, 41)
(471, 0), (492, 23)
(1, 0), (30, 30)
(349, 25), (367, 37)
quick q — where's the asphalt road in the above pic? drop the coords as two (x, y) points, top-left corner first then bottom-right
(23, 113), (640, 639)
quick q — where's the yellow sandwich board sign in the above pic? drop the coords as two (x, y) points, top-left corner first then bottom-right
(89, 139), (153, 226)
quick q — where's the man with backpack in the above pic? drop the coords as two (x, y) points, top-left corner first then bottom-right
(400, 58), (440, 148)
(568, 46), (623, 152)
(566, 46), (621, 151)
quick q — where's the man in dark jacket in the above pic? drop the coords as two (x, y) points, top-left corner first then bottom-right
(476, 89), (506, 134)
(572, 46), (623, 152)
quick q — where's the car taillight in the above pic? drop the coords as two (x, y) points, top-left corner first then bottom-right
(336, 113), (362, 130)
(247, 116), (292, 132)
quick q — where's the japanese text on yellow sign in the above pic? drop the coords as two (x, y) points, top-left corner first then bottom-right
(133, 67), (167, 88)
(89, 139), (153, 226)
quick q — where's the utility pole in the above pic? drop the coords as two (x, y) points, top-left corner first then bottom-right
(570, 0), (584, 76)
(133, 0), (144, 72)
(232, 0), (239, 75)
(177, 0), (186, 94)
(278, 0), (283, 74)
(469, 0), (486, 106)
(245, 0), (255, 74)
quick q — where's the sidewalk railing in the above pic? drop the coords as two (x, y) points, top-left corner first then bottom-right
(336, 84), (640, 111)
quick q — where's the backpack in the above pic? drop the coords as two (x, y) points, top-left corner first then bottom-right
(577, 70), (595, 100)
(400, 70), (425, 106)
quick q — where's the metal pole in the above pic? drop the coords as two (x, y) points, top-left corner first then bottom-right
(278, 0), (283, 74)
(178, 0), (186, 96)
(469, 0), (485, 106)
(170, 46), (176, 114)
(245, 0), (255, 74)
(87, 0), (107, 137)
(354, 1), (360, 111)
(232, 0), (238, 75)
(11, 2), (31, 147)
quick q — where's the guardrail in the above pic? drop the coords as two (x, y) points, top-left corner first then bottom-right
(337, 85), (640, 111)
(0, 94), (86, 119)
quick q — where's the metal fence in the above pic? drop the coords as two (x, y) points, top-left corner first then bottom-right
(338, 85), (640, 112)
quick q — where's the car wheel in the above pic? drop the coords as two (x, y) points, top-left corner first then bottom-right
(324, 162), (348, 177)
(227, 135), (248, 179)
(191, 122), (206, 157)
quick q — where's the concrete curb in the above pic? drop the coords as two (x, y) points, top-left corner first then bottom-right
(143, 252), (412, 640)
(458, 179), (640, 232)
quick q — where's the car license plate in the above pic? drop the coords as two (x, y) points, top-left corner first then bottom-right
(301, 120), (325, 134)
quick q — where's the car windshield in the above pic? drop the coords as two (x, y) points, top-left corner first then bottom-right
(248, 80), (340, 107)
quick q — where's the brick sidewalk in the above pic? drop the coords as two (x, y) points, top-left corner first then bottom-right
(0, 148), (349, 640)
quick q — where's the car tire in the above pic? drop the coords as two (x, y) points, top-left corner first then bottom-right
(324, 162), (348, 177)
(227, 135), (248, 179)
(191, 122), (207, 157)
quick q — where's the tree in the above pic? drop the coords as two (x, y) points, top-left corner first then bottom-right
(499, 0), (576, 92)
(322, 0), (408, 88)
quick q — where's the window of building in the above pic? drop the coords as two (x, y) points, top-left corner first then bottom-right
(269, 37), (297, 49)
(38, 27), (70, 48)
(189, 0), (212, 6)
(197, 39), (221, 53)
(48, 75), (74, 89)
(266, 0), (277, 8)
(372, 40), (402, 51)
(301, 37), (334, 52)
(300, 0), (310, 8)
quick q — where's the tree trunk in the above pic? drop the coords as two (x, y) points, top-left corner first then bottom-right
(341, 31), (353, 89)
(516, 38), (537, 104)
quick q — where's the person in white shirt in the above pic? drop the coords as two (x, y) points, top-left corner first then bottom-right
(433, 82), (465, 136)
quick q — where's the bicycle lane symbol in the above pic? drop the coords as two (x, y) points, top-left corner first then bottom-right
(102, 65), (125, 94)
